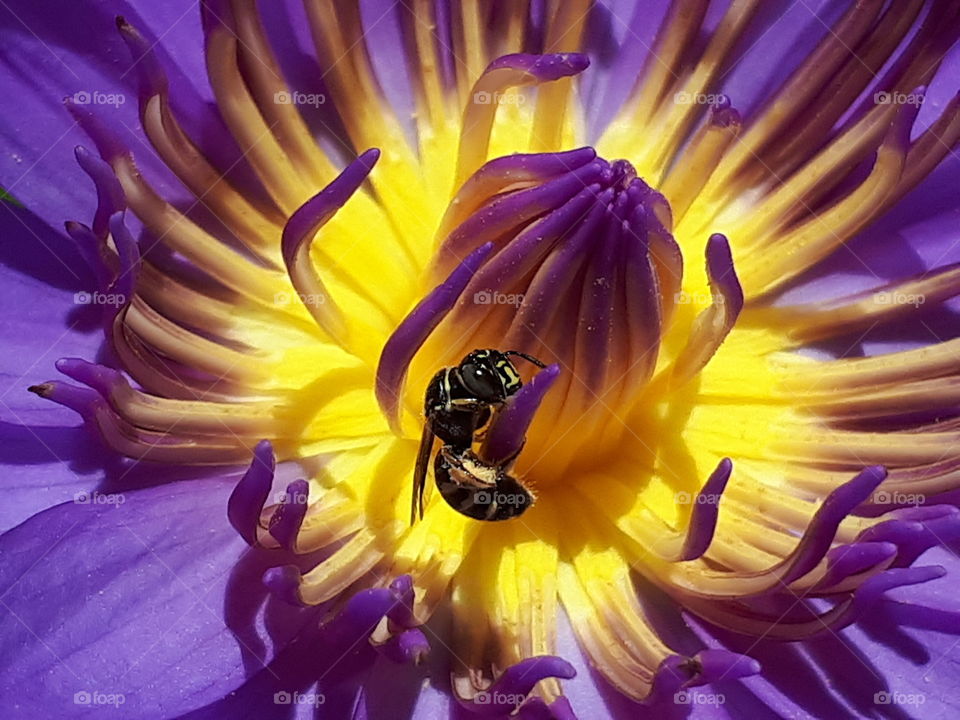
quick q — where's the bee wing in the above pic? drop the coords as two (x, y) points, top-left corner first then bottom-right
(411, 424), (436, 524)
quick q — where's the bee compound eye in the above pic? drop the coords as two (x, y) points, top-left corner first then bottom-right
(459, 363), (502, 400)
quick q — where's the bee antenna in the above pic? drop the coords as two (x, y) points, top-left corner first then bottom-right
(504, 350), (547, 368)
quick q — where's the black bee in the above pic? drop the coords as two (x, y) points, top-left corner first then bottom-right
(433, 445), (534, 522)
(411, 349), (545, 523)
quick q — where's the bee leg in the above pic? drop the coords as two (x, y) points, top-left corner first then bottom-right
(469, 403), (499, 442)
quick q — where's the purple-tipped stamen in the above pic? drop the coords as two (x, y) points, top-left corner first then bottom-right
(480, 364), (561, 465)
(375, 241), (494, 432)
(669, 233), (743, 386)
(115, 16), (167, 101)
(483, 53), (591, 80)
(779, 465), (887, 584)
(456, 54), (590, 185)
(262, 565), (303, 606)
(680, 457), (733, 561)
(227, 439), (275, 546)
(437, 160), (609, 272)
(453, 655), (576, 715)
(268, 479), (309, 551)
(66, 98), (128, 163)
(645, 650), (760, 705)
(374, 627), (430, 665)
(75, 145), (126, 240)
(280, 148), (380, 342)
(106, 212), (139, 305)
(27, 381), (100, 419)
(812, 542), (898, 592)
(387, 574), (420, 629)
(856, 505), (960, 567)
(323, 587), (397, 647)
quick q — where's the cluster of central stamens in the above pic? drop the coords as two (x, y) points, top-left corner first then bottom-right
(377, 146), (742, 487)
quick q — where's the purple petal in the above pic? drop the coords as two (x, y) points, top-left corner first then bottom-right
(0, 1), (215, 229)
(0, 477), (316, 718)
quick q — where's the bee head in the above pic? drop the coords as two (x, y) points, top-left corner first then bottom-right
(457, 349), (517, 401)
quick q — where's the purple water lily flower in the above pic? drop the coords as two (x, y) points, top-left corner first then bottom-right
(3, 0), (960, 717)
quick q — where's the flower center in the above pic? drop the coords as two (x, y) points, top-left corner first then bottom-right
(377, 147), (744, 495)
